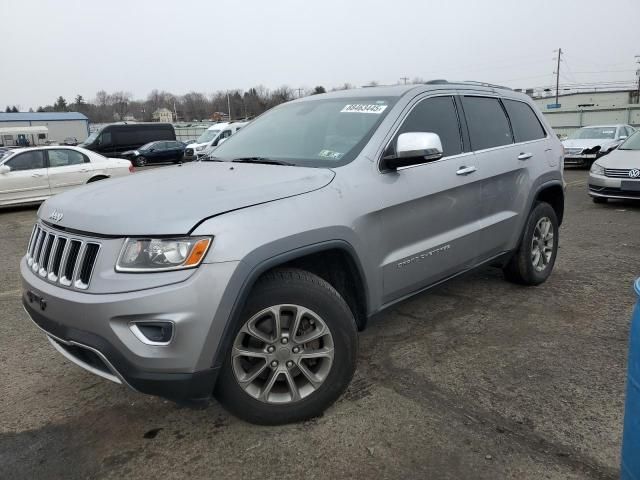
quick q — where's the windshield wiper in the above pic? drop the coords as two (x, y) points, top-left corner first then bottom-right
(231, 157), (293, 166)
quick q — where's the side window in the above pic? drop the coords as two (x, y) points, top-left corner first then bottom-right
(461, 96), (513, 150)
(6, 151), (45, 171)
(99, 131), (112, 145)
(47, 149), (86, 167)
(502, 99), (546, 143)
(221, 130), (232, 139)
(395, 96), (463, 157)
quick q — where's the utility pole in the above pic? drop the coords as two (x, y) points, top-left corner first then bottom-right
(400, 76), (409, 85)
(227, 93), (232, 121)
(296, 88), (304, 98)
(554, 48), (562, 106)
(635, 55), (640, 104)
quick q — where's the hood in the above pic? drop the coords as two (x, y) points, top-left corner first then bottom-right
(594, 148), (640, 169)
(562, 139), (617, 150)
(39, 162), (335, 236)
(187, 142), (207, 149)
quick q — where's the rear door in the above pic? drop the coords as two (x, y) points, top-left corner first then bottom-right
(459, 95), (545, 261)
(378, 94), (482, 304)
(46, 148), (95, 194)
(0, 151), (50, 204)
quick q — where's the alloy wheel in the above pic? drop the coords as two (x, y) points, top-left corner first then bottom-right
(231, 304), (334, 404)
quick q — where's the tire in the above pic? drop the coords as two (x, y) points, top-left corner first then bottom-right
(592, 196), (607, 204)
(503, 202), (559, 286)
(134, 156), (147, 167)
(215, 268), (358, 425)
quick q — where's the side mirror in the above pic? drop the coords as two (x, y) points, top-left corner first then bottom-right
(149, 148), (155, 152)
(619, 136), (628, 141)
(382, 132), (443, 170)
(0, 165), (10, 174)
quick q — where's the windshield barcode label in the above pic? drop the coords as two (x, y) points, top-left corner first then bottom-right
(340, 104), (388, 114)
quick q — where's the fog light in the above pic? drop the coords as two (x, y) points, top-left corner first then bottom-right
(130, 322), (174, 346)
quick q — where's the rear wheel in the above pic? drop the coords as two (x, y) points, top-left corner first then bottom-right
(504, 202), (558, 286)
(215, 268), (358, 425)
(592, 196), (607, 204)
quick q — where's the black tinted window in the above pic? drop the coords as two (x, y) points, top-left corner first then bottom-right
(48, 149), (86, 167)
(396, 96), (462, 157)
(6, 151), (45, 171)
(503, 100), (546, 142)
(462, 96), (513, 150)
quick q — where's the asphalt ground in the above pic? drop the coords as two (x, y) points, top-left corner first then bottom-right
(1, 168), (638, 479)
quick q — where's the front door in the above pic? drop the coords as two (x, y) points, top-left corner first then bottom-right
(377, 95), (482, 305)
(0, 151), (50, 204)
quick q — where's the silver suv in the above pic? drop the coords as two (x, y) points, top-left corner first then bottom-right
(21, 83), (565, 424)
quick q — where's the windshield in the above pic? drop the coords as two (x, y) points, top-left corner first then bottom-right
(618, 131), (640, 150)
(0, 149), (13, 161)
(139, 142), (155, 150)
(81, 130), (100, 145)
(210, 97), (396, 167)
(196, 129), (221, 144)
(568, 127), (617, 140)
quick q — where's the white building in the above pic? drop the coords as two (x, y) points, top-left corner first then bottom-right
(530, 89), (640, 137)
(0, 112), (89, 146)
(152, 108), (174, 123)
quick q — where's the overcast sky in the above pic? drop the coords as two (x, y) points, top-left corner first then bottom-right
(2, 0), (639, 110)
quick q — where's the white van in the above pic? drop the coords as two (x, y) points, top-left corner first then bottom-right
(184, 122), (247, 161)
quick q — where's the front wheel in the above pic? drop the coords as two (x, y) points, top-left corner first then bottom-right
(134, 156), (147, 167)
(215, 269), (358, 425)
(503, 202), (559, 286)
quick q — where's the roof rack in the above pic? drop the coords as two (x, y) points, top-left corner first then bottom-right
(461, 81), (512, 91)
(424, 79), (449, 85)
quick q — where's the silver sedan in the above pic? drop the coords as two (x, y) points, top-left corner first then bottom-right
(588, 131), (640, 203)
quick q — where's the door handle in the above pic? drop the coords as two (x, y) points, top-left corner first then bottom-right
(456, 166), (476, 175)
(518, 152), (533, 161)
(31, 173), (43, 177)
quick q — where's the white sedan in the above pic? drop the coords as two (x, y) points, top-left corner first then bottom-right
(0, 146), (133, 206)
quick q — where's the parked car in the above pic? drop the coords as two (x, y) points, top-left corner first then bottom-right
(589, 130), (640, 203)
(121, 141), (186, 167)
(21, 82), (564, 425)
(563, 124), (635, 167)
(79, 123), (176, 158)
(63, 137), (78, 146)
(184, 122), (247, 161)
(0, 146), (133, 206)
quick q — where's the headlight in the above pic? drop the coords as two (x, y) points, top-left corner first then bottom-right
(134, 150), (140, 155)
(590, 162), (605, 175)
(116, 237), (212, 272)
(196, 145), (205, 151)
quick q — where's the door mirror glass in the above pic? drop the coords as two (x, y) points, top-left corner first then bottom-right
(0, 164), (10, 174)
(382, 132), (443, 170)
(619, 135), (627, 141)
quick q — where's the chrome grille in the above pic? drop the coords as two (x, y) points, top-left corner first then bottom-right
(26, 224), (101, 290)
(605, 168), (638, 178)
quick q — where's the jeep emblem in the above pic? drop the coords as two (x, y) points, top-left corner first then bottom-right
(48, 210), (64, 222)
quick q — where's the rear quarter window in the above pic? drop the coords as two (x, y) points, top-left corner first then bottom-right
(503, 99), (546, 143)
(461, 96), (513, 151)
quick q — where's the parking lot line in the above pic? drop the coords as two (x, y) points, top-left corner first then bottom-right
(565, 179), (586, 188)
(0, 289), (21, 298)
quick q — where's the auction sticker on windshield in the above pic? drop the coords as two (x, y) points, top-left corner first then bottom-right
(341, 104), (388, 114)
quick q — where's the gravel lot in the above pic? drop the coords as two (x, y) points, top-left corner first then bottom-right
(0, 169), (638, 479)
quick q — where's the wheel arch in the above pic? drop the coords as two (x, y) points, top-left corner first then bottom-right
(87, 175), (110, 183)
(533, 181), (564, 225)
(208, 240), (370, 371)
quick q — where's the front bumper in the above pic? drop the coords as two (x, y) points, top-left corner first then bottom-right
(21, 258), (241, 400)
(588, 173), (640, 200)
